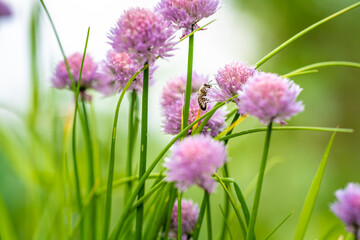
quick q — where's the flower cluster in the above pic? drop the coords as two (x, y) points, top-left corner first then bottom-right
(164, 135), (227, 193)
(237, 72), (304, 125)
(161, 72), (227, 136)
(169, 199), (199, 239)
(52, 53), (104, 100)
(331, 183), (360, 236)
(109, 7), (176, 66)
(156, 0), (220, 36)
(208, 62), (256, 103)
(102, 50), (155, 93)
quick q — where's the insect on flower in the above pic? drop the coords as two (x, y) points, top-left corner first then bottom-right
(197, 83), (212, 110)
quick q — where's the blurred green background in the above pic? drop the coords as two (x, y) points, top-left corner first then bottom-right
(0, 0), (359, 239)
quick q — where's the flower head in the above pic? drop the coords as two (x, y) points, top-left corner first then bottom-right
(101, 50), (154, 93)
(169, 199), (199, 239)
(156, 0), (220, 35)
(161, 73), (227, 136)
(164, 135), (227, 193)
(161, 72), (208, 108)
(109, 7), (176, 65)
(52, 53), (103, 100)
(237, 72), (304, 125)
(331, 183), (360, 235)
(208, 62), (256, 103)
(0, 1), (11, 17)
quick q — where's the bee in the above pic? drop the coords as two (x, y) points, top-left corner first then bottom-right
(197, 83), (212, 111)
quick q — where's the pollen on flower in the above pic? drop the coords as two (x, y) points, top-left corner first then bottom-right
(164, 135), (227, 193)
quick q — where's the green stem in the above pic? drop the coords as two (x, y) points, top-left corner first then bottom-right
(136, 63), (149, 240)
(109, 102), (227, 240)
(219, 112), (240, 239)
(206, 194), (212, 240)
(246, 122), (273, 240)
(102, 64), (148, 240)
(178, 192), (182, 240)
(214, 173), (247, 239)
(220, 126), (353, 141)
(282, 61), (360, 78)
(255, 2), (360, 68)
(182, 31), (194, 132)
(130, 181), (167, 211)
(80, 99), (95, 240)
(162, 185), (177, 240)
(194, 102), (222, 135)
(29, 3), (40, 128)
(193, 191), (208, 240)
(39, 0), (76, 91)
(126, 90), (137, 200)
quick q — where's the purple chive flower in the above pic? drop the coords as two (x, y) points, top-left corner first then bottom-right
(208, 62), (256, 104)
(164, 135), (227, 193)
(161, 72), (208, 108)
(156, 0), (220, 36)
(101, 50), (155, 94)
(331, 183), (360, 236)
(0, 1), (11, 17)
(161, 73), (227, 136)
(237, 72), (304, 125)
(169, 199), (200, 239)
(52, 53), (103, 100)
(109, 7), (176, 66)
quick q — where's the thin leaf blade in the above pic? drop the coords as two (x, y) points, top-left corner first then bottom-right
(294, 132), (337, 240)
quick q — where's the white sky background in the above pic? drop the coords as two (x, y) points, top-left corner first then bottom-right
(0, 0), (259, 128)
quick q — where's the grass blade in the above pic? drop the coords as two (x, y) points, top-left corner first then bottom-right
(264, 211), (293, 240)
(294, 132), (337, 240)
(214, 173), (247, 239)
(218, 205), (234, 240)
(233, 182), (250, 225)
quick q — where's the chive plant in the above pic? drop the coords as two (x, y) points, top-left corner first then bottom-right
(1, 0), (359, 240)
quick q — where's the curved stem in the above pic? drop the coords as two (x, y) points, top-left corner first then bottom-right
(246, 122), (273, 240)
(282, 61), (360, 78)
(136, 63), (149, 240)
(182, 31), (194, 133)
(255, 3), (360, 68)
